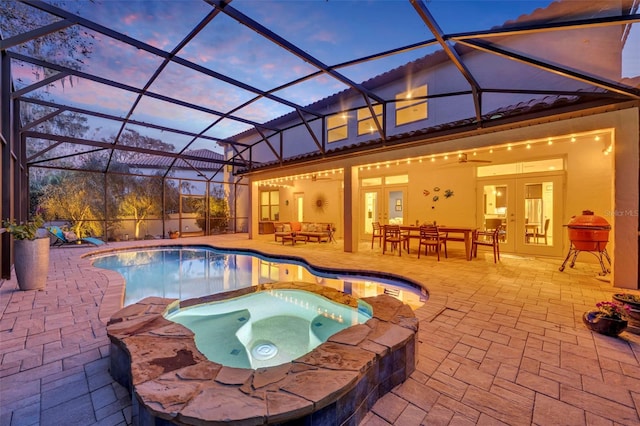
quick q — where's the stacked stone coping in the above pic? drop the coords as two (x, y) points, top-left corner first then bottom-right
(107, 281), (418, 426)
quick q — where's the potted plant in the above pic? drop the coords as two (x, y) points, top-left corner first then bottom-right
(582, 300), (629, 336)
(3, 216), (49, 291)
(168, 230), (180, 239)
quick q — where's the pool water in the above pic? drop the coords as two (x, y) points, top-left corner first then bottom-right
(91, 246), (426, 308)
(165, 289), (372, 369)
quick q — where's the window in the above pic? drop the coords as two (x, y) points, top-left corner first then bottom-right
(327, 113), (348, 143)
(385, 175), (409, 185)
(395, 85), (427, 126)
(260, 190), (279, 221)
(357, 104), (383, 135)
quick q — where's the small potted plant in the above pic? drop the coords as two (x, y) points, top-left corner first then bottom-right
(3, 216), (49, 291)
(583, 300), (629, 336)
(168, 230), (180, 239)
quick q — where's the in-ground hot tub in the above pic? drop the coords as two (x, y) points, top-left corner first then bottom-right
(107, 282), (418, 425)
(164, 289), (373, 369)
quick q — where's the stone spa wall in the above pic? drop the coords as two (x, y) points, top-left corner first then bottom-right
(107, 282), (419, 425)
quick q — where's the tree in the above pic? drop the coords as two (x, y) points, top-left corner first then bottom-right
(118, 176), (163, 239)
(38, 171), (104, 238)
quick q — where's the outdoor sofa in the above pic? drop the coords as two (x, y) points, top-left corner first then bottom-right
(274, 221), (333, 242)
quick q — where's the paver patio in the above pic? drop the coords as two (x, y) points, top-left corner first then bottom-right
(1, 234), (639, 425)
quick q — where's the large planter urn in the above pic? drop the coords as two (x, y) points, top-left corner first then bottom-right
(14, 238), (50, 291)
(582, 311), (627, 337)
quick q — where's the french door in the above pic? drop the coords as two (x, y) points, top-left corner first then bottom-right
(362, 187), (407, 239)
(477, 174), (564, 256)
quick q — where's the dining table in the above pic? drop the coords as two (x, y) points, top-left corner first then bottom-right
(400, 225), (478, 260)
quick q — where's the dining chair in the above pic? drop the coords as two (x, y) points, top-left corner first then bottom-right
(533, 218), (550, 244)
(485, 217), (506, 242)
(371, 221), (384, 249)
(472, 227), (501, 263)
(382, 224), (409, 256)
(417, 225), (447, 261)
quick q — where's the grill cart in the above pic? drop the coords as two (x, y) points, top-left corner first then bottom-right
(559, 210), (611, 276)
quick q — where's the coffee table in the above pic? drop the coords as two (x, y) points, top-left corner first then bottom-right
(281, 233), (308, 245)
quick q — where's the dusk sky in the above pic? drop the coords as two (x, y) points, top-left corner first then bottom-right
(3, 0), (638, 154)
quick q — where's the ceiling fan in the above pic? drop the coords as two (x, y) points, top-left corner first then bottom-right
(458, 153), (492, 164)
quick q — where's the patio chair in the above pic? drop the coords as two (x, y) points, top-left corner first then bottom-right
(371, 222), (383, 249)
(472, 227), (500, 263)
(382, 224), (409, 256)
(48, 226), (105, 247)
(417, 225), (447, 261)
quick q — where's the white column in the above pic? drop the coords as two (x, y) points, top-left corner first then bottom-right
(343, 164), (359, 253)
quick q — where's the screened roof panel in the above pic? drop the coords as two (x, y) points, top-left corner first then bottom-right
(129, 95), (222, 133)
(186, 140), (225, 157)
(336, 45), (445, 92)
(118, 124), (196, 154)
(71, 0), (214, 50)
(10, 58), (62, 91)
(179, 11), (320, 93)
(429, 1), (560, 33)
(623, 23), (640, 78)
(30, 112), (120, 141)
(270, 74), (352, 111)
(233, 1), (433, 66)
(17, 76), (140, 118)
(13, 26), (163, 89)
(0, 1), (61, 38)
(145, 61), (257, 114)
(201, 118), (253, 141)
(112, 151), (174, 176)
(2, 0), (638, 177)
(461, 48), (593, 92)
(471, 25), (635, 88)
(27, 140), (110, 171)
(230, 97), (296, 126)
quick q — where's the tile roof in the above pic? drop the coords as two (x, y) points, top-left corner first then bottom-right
(237, 90), (621, 173)
(125, 148), (225, 171)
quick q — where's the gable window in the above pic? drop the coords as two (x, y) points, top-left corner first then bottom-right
(260, 190), (279, 221)
(327, 113), (348, 143)
(357, 104), (383, 135)
(395, 85), (427, 126)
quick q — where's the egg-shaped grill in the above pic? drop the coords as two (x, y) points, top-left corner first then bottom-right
(559, 210), (611, 276)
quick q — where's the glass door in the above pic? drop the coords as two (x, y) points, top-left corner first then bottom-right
(478, 175), (564, 257)
(385, 188), (406, 225)
(478, 179), (515, 252)
(361, 187), (407, 238)
(517, 176), (563, 257)
(362, 189), (381, 237)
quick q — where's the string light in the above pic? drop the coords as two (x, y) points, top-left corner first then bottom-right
(256, 132), (606, 185)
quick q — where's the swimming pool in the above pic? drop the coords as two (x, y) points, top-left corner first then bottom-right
(91, 246), (426, 308)
(165, 288), (373, 369)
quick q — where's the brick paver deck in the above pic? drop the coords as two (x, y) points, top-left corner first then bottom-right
(1, 234), (639, 425)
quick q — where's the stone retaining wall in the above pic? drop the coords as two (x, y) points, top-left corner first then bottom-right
(107, 281), (418, 425)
